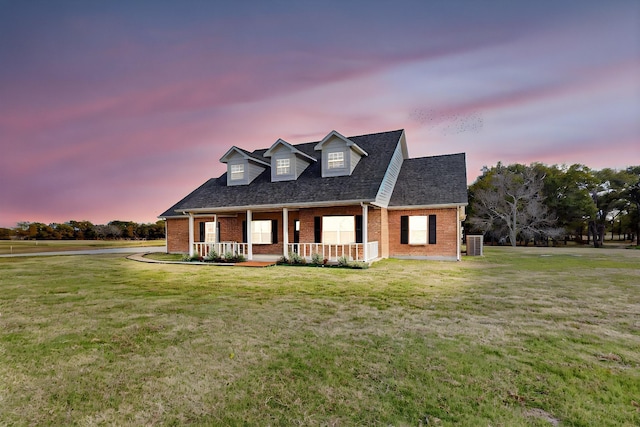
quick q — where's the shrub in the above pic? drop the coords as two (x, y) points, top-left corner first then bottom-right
(337, 255), (350, 267)
(288, 251), (304, 265)
(204, 250), (219, 262)
(277, 256), (289, 265)
(311, 253), (323, 266)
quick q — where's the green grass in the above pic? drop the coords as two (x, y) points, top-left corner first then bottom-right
(0, 239), (165, 255)
(1, 247), (639, 426)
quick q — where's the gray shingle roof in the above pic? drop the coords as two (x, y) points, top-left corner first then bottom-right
(160, 130), (405, 217)
(388, 153), (468, 207)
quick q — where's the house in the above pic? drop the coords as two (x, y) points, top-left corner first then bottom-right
(159, 129), (468, 262)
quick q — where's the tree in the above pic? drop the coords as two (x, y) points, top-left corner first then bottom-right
(588, 168), (629, 247)
(534, 163), (597, 243)
(469, 164), (563, 246)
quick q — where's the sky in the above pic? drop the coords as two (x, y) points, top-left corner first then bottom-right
(1, 0), (639, 228)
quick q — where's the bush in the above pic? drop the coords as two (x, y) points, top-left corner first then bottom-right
(311, 253), (323, 266)
(337, 256), (350, 267)
(288, 251), (305, 265)
(204, 250), (219, 262)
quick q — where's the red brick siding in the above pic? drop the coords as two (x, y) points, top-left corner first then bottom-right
(166, 218), (189, 253)
(388, 208), (458, 258)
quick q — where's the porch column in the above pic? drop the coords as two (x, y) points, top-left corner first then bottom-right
(213, 214), (218, 243)
(456, 206), (461, 261)
(362, 203), (369, 262)
(282, 207), (289, 258)
(188, 213), (194, 257)
(246, 209), (252, 260)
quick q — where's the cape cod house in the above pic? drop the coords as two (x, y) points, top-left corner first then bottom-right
(159, 129), (468, 262)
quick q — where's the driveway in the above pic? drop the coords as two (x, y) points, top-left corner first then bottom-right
(0, 246), (165, 258)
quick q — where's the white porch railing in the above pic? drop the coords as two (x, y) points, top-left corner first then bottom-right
(193, 242), (249, 258)
(367, 241), (379, 261)
(287, 242), (378, 262)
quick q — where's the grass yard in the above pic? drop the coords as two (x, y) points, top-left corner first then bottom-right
(0, 239), (165, 255)
(0, 247), (638, 426)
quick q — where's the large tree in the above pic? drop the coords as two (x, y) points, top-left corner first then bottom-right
(469, 164), (562, 246)
(534, 163), (597, 243)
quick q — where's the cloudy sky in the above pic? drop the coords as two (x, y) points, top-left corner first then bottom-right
(1, 0), (639, 228)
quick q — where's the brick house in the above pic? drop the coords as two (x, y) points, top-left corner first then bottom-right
(159, 129), (468, 262)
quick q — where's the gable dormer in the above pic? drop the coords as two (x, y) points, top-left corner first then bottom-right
(263, 138), (316, 182)
(219, 146), (270, 186)
(314, 130), (368, 178)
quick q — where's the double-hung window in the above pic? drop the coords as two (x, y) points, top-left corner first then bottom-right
(408, 216), (427, 244)
(276, 158), (291, 176)
(204, 222), (217, 243)
(230, 164), (244, 180)
(327, 151), (345, 169)
(251, 220), (272, 244)
(322, 216), (355, 244)
(401, 215), (436, 245)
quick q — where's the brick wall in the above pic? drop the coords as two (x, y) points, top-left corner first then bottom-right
(387, 208), (459, 259)
(166, 218), (189, 253)
(167, 206), (460, 259)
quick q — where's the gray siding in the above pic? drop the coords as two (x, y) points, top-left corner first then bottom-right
(349, 148), (362, 175)
(295, 156), (310, 179)
(321, 137), (349, 177)
(375, 135), (406, 207)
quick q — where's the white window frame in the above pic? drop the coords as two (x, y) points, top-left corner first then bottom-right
(251, 220), (272, 244)
(327, 151), (345, 169)
(322, 216), (355, 244)
(409, 215), (427, 245)
(276, 158), (291, 176)
(230, 163), (244, 181)
(204, 222), (217, 243)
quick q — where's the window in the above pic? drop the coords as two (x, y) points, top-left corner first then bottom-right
(230, 163), (244, 180)
(251, 220), (272, 244)
(205, 222), (217, 243)
(409, 216), (427, 244)
(401, 215), (436, 245)
(322, 216), (354, 244)
(276, 158), (291, 175)
(327, 151), (344, 169)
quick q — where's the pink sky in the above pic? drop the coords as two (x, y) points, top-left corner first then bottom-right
(1, 0), (639, 228)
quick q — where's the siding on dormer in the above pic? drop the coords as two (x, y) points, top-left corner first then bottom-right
(225, 151), (266, 186)
(321, 137), (349, 178)
(268, 144), (311, 182)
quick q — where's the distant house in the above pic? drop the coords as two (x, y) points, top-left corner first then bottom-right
(159, 129), (468, 262)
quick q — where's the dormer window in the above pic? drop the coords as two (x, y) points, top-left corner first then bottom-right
(230, 164), (244, 181)
(264, 138), (315, 182)
(276, 158), (291, 175)
(315, 130), (368, 178)
(327, 151), (345, 169)
(220, 146), (269, 186)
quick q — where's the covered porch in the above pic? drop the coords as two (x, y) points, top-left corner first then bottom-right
(187, 204), (380, 263)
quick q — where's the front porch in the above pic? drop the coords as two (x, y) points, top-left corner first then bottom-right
(192, 241), (379, 263)
(186, 204), (382, 263)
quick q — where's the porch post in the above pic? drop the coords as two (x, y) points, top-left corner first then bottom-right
(213, 214), (218, 243)
(362, 203), (368, 261)
(188, 212), (194, 257)
(246, 209), (252, 260)
(282, 207), (289, 258)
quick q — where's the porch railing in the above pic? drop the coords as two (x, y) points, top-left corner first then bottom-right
(193, 242), (249, 258)
(287, 241), (378, 262)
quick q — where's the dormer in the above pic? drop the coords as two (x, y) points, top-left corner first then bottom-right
(220, 146), (270, 186)
(314, 130), (368, 178)
(263, 138), (316, 182)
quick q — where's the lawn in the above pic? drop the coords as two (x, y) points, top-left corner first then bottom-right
(0, 247), (638, 426)
(0, 239), (165, 255)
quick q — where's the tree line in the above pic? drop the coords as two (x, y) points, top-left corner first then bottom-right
(0, 220), (165, 241)
(466, 163), (640, 247)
